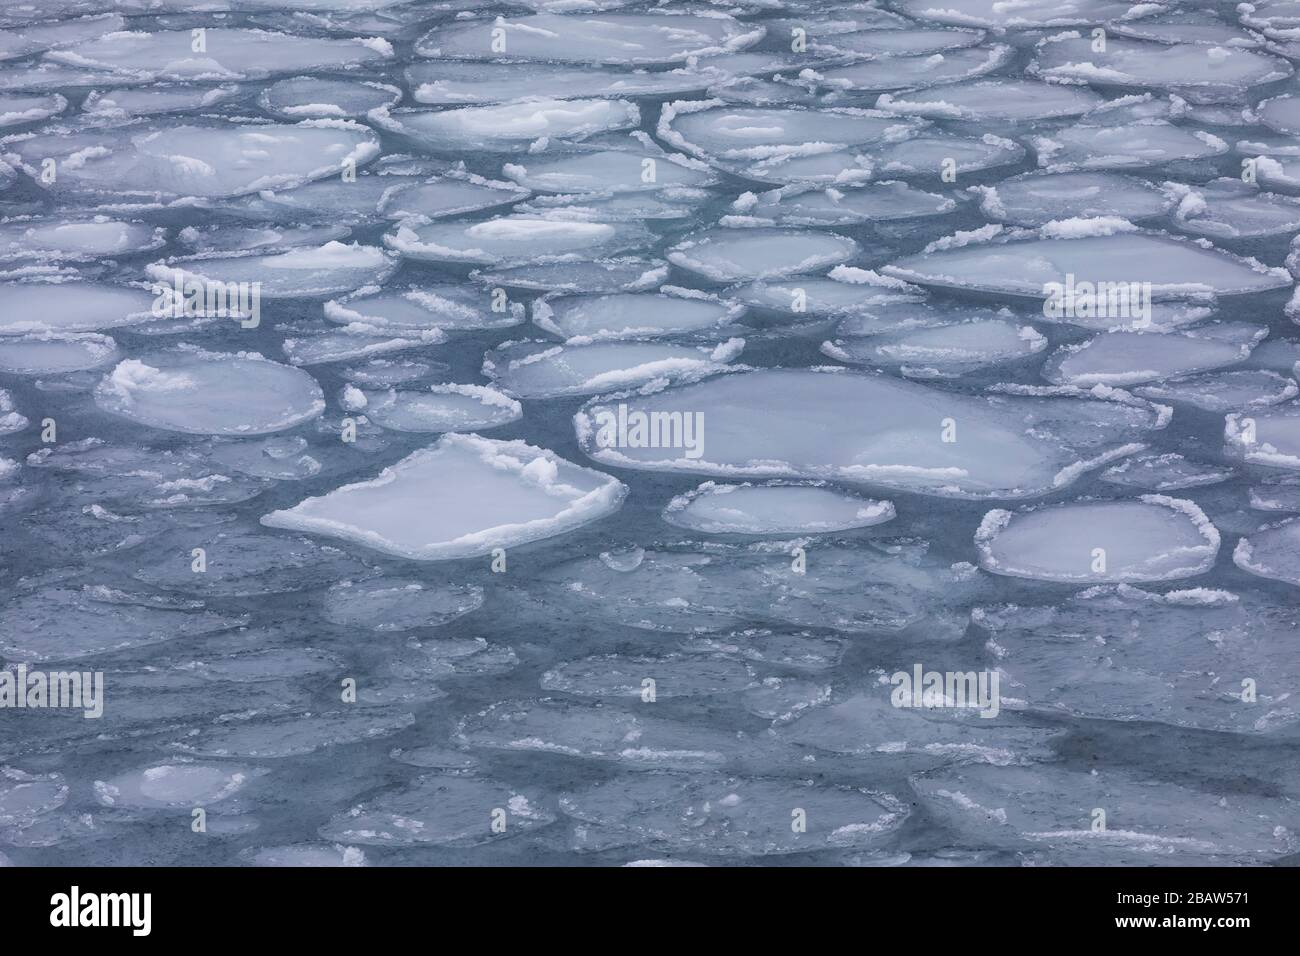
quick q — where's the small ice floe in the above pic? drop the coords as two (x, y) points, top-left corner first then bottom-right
(149, 242), (397, 300)
(824, 317), (1048, 379)
(473, 257), (667, 294)
(415, 12), (760, 65)
(1100, 452), (1232, 491)
(974, 171), (1174, 226)
(737, 182), (955, 227)
(1112, 10), (1261, 46)
(406, 60), (713, 105)
(177, 223), (350, 256)
(260, 76), (400, 120)
(94, 351), (325, 435)
(82, 84), (240, 118)
(0, 13), (125, 61)
(883, 231), (1290, 299)
(1033, 121), (1229, 172)
(0, 281), (155, 334)
(48, 29), (391, 82)
(318, 774), (554, 847)
(975, 496), (1221, 583)
(662, 482), (895, 535)
(813, 46), (1012, 92)
(532, 289), (742, 341)
(895, 0), (1163, 30)
(0, 91), (65, 127)
(870, 133), (1024, 178)
(1043, 323), (1266, 387)
(95, 763), (267, 811)
(560, 774), (907, 857)
(326, 284), (525, 333)
(386, 215), (652, 266)
(485, 338), (742, 398)
(501, 142), (715, 195)
(1226, 405), (1300, 468)
(1133, 369), (1294, 408)
(6, 119), (379, 201)
(912, 763), (1298, 863)
(378, 174), (529, 221)
(0, 387), (26, 434)
(262, 433), (626, 560)
(1031, 36), (1291, 104)
(372, 99), (639, 153)
(170, 710), (414, 759)
(668, 227), (858, 282)
(810, 26), (986, 57)
(339, 382), (521, 433)
(323, 579), (483, 632)
(729, 272), (920, 320)
(0, 333), (119, 375)
(0, 584), (245, 662)
(877, 79), (1103, 122)
(245, 845), (366, 868)
(203, 435), (321, 481)
(1165, 178), (1300, 239)
(541, 653), (758, 699)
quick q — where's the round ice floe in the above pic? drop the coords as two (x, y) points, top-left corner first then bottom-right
(327, 285), (525, 332)
(0, 91), (65, 127)
(378, 176), (529, 221)
(533, 290), (741, 341)
(1257, 94), (1300, 136)
(975, 172), (1173, 226)
(1034, 122), (1228, 172)
(95, 763), (267, 810)
(884, 232), (1290, 299)
(0, 333), (119, 375)
(6, 120), (380, 200)
(484, 339), (742, 398)
(1043, 324), (1265, 387)
(416, 13), (759, 65)
(387, 216), (652, 267)
(741, 183), (955, 226)
(730, 274), (917, 319)
(1167, 179), (1300, 239)
(148, 243), (397, 300)
(94, 352), (325, 436)
(474, 257), (666, 294)
(260, 76), (400, 119)
(405, 60), (713, 105)
(1142, 369), (1297, 411)
(976, 496), (1220, 583)
(1032, 37), (1291, 103)
(1234, 518), (1300, 586)
(319, 774), (553, 847)
(246, 845), (366, 867)
(262, 433), (627, 561)
(668, 228), (858, 282)
(663, 481), (894, 534)
(323, 579), (483, 632)
(0, 388), (26, 434)
(659, 102), (919, 163)
(373, 100), (639, 152)
(813, 46), (1012, 92)
(0, 282), (157, 334)
(895, 0), (1159, 30)
(560, 774), (907, 857)
(0, 12), (126, 60)
(824, 318), (1047, 378)
(541, 653), (756, 699)
(83, 84), (240, 118)
(1225, 406), (1300, 468)
(282, 331), (431, 368)
(340, 382), (522, 433)
(49, 29), (391, 82)
(576, 368), (1141, 499)
(1100, 452), (1231, 491)
(177, 223), (350, 256)
(811, 26), (986, 57)
(0, 767), (67, 829)
(0, 217), (164, 261)
(871, 133), (1024, 178)
(877, 79), (1103, 122)
(501, 148), (714, 195)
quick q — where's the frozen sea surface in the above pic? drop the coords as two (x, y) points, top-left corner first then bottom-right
(0, 0), (1298, 870)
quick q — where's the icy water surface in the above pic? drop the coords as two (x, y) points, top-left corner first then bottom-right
(1, 0), (1299, 868)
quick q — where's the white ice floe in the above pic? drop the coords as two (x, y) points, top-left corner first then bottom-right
(576, 367), (1143, 499)
(473, 257), (667, 294)
(541, 653), (757, 699)
(730, 273), (920, 319)
(871, 133), (1024, 178)
(0, 91), (65, 127)
(95, 763), (267, 810)
(1225, 404), (1300, 468)
(415, 13), (760, 65)
(148, 243), (397, 300)
(339, 382), (522, 433)
(386, 215), (652, 266)
(372, 99), (639, 153)
(974, 171), (1173, 226)
(737, 182), (955, 227)
(82, 84), (240, 118)
(0, 281), (156, 334)
(260, 76), (400, 119)
(0, 13), (126, 61)
(94, 350), (325, 435)
(883, 231), (1290, 298)
(1043, 323), (1265, 387)
(5, 119), (379, 200)
(975, 496), (1220, 583)
(813, 46), (1012, 92)
(484, 339), (743, 398)
(378, 175), (529, 221)
(405, 60), (713, 105)
(1033, 121), (1229, 171)
(877, 79), (1103, 122)
(824, 318), (1048, 378)
(1100, 452), (1231, 491)
(262, 433), (626, 560)
(205, 435), (320, 480)
(1235, 518), (1300, 586)
(501, 146), (715, 195)
(895, 0), (1162, 30)
(323, 579), (483, 632)
(532, 289), (741, 341)
(663, 481), (895, 534)
(0, 332), (119, 375)
(327, 284), (524, 333)
(0, 217), (164, 261)
(1165, 178), (1300, 239)
(668, 227), (859, 282)
(49, 29), (391, 82)
(810, 26), (986, 57)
